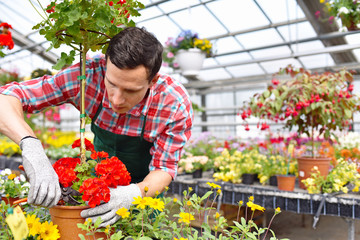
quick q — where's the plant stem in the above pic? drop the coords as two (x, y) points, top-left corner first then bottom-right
(79, 45), (88, 163)
(261, 213), (276, 240)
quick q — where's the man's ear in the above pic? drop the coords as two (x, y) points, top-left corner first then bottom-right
(149, 73), (160, 87)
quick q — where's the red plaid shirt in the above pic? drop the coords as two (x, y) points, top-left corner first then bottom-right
(0, 57), (193, 178)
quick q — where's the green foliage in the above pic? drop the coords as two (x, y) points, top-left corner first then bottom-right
(29, 0), (145, 70)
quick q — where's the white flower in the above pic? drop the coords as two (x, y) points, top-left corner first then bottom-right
(14, 178), (20, 185)
(338, 6), (350, 15)
(2, 168), (11, 176)
(19, 174), (26, 182)
(0, 179), (4, 184)
(22, 182), (30, 188)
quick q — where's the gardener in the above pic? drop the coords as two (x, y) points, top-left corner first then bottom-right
(0, 27), (193, 226)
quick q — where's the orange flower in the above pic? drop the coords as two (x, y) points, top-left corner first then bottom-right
(340, 149), (352, 159)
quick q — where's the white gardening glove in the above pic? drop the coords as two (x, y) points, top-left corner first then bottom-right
(81, 184), (141, 227)
(20, 137), (61, 207)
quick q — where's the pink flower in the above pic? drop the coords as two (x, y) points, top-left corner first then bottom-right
(167, 52), (174, 58)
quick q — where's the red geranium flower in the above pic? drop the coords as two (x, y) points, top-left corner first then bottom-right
(95, 156), (131, 187)
(72, 138), (95, 152)
(53, 157), (81, 187)
(0, 31), (14, 50)
(0, 23), (12, 29)
(79, 178), (110, 208)
(90, 151), (109, 160)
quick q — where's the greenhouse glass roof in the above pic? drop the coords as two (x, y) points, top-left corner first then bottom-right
(1, 0), (360, 93)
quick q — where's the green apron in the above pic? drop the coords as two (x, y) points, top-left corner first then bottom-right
(90, 103), (153, 183)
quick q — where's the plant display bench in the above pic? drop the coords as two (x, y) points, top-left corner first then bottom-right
(170, 175), (360, 240)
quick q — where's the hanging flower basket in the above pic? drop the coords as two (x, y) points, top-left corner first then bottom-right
(175, 48), (206, 77)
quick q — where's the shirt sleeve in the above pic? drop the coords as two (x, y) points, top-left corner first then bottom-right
(0, 66), (81, 113)
(149, 97), (193, 179)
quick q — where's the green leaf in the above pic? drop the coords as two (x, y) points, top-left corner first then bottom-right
(344, 109), (352, 119)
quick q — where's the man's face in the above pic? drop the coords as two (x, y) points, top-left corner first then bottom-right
(104, 60), (156, 114)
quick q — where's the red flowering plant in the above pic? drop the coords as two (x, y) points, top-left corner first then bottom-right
(0, 22), (14, 57)
(53, 138), (131, 207)
(240, 65), (360, 157)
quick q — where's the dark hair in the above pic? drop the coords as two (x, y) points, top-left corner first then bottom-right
(105, 27), (163, 82)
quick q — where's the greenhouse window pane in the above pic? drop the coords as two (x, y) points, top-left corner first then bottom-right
(290, 40), (325, 53)
(277, 22), (317, 41)
(215, 53), (252, 65)
(250, 46), (292, 59)
(157, 0), (200, 14)
(169, 5), (227, 38)
(235, 28), (285, 49)
(198, 68), (232, 81)
(136, 6), (162, 22)
(260, 58), (302, 73)
(137, 16), (180, 45)
(207, 0), (270, 32)
(299, 54), (335, 69)
(214, 36), (243, 55)
(257, 0), (305, 23)
(226, 63), (265, 77)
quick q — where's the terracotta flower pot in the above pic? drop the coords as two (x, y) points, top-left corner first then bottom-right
(49, 205), (107, 240)
(1, 197), (20, 206)
(276, 175), (296, 191)
(297, 156), (331, 189)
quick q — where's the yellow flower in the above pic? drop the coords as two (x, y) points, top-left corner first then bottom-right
(173, 198), (178, 203)
(144, 186), (149, 193)
(178, 212), (194, 224)
(39, 221), (60, 240)
(238, 200), (243, 206)
(8, 173), (16, 180)
(275, 207), (281, 214)
(188, 187), (193, 192)
(320, 0), (325, 3)
(149, 198), (165, 212)
(132, 196), (148, 209)
(215, 212), (220, 219)
(186, 200), (192, 206)
(26, 214), (41, 237)
(206, 182), (221, 189)
(174, 238), (188, 240)
(116, 207), (130, 218)
(217, 189), (222, 195)
(247, 201), (265, 212)
(248, 196), (254, 202)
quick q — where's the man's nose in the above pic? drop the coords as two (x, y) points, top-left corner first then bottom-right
(112, 90), (125, 106)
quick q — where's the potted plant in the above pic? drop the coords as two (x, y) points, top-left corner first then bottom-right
(46, 138), (132, 238)
(317, 0), (360, 31)
(178, 154), (214, 178)
(0, 168), (30, 205)
(276, 144), (297, 191)
(241, 65), (360, 189)
(163, 30), (212, 77)
(302, 158), (360, 194)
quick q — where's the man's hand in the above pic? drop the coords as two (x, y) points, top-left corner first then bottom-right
(20, 137), (61, 207)
(81, 184), (141, 227)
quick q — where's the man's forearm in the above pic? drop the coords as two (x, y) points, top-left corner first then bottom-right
(0, 94), (36, 144)
(137, 170), (172, 197)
